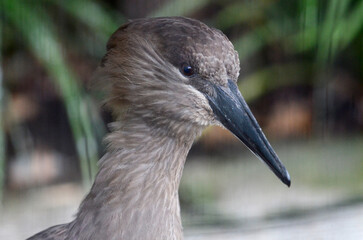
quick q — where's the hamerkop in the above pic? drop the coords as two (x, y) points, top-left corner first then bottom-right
(28, 17), (290, 240)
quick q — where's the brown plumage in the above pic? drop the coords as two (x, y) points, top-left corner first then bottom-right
(28, 17), (290, 240)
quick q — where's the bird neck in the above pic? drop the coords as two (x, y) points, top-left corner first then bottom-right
(71, 116), (200, 240)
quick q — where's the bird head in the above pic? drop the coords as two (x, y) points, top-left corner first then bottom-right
(96, 17), (290, 186)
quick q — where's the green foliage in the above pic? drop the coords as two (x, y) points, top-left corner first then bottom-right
(240, 63), (313, 102)
(0, 20), (4, 203)
(150, 0), (210, 17)
(0, 0), (362, 198)
(54, 0), (123, 57)
(227, 0), (363, 65)
(0, 0), (122, 187)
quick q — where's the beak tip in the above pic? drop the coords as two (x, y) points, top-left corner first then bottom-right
(282, 170), (291, 187)
(285, 179), (291, 188)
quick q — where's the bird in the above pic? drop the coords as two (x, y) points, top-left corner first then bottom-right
(28, 17), (290, 240)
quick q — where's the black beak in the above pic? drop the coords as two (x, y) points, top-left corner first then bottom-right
(206, 80), (291, 187)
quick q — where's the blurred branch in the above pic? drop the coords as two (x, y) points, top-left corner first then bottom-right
(316, 0), (345, 65)
(53, 0), (122, 40)
(335, 0), (363, 51)
(293, 0), (318, 53)
(0, 11), (5, 203)
(149, 0), (210, 17)
(229, 0), (363, 64)
(230, 0), (363, 107)
(54, 0), (121, 35)
(239, 62), (312, 102)
(290, 0), (363, 62)
(233, 26), (274, 63)
(50, 0), (124, 58)
(1, 0), (98, 186)
(216, 0), (273, 30)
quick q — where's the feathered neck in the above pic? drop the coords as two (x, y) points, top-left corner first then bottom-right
(68, 114), (201, 240)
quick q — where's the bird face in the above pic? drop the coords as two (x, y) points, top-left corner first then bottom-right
(99, 17), (290, 186)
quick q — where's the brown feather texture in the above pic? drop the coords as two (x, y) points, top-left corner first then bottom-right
(28, 17), (244, 240)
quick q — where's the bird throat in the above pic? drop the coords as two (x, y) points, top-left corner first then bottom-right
(70, 116), (199, 240)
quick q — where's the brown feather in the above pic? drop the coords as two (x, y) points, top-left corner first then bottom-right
(28, 17), (240, 240)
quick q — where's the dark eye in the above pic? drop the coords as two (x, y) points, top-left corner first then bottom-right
(181, 64), (194, 77)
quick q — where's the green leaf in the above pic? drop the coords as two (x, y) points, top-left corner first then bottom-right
(1, 0), (99, 186)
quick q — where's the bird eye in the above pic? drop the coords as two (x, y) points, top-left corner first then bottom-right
(181, 64), (194, 77)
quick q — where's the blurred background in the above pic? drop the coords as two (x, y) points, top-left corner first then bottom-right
(1, 0), (363, 239)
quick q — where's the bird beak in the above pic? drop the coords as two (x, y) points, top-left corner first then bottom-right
(206, 80), (291, 187)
